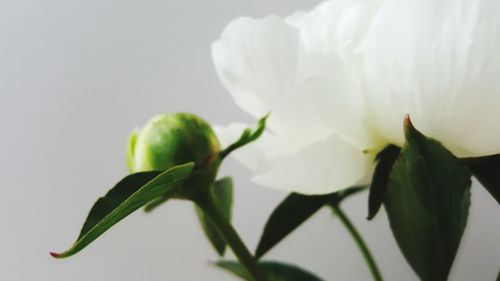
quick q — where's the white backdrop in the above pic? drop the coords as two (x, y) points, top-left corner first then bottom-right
(0, 1), (498, 280)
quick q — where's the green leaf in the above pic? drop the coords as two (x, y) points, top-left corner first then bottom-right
(329, 186), (366, 206)
(143, 194), (170, 212)
(384, 116), (471, 281)
(195, 177), (233, 256)
(220, 114), (268, 160)
(50, 162), (195, 258)
(466, 154), (500, 204)
(255, 186), (364, 259)
(216, 260), (324, 281)
(367, 145), (401, 220)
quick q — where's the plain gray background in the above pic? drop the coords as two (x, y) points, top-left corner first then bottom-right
(0, 1), (498, 280)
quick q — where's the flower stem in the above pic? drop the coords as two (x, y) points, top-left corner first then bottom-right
(195, 190), (268, 281)
(332, 205), (384, 281)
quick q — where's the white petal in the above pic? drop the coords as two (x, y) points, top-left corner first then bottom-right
(215, 123), (374, 194)
(212, 16), (296, 121)
(211, 2), (385, 195)
(287, 0), (381, 62)
(363, 0), (500, 157)
(300, 49), (380, 149)
(213, 123), (296, 173)
(289, 0), (383, 149)
(253, 133), (375, 195)
(212, 14), (381, 149)
(212, 16), (331, 144)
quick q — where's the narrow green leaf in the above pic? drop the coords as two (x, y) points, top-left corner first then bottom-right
(467, 154), (500, 204)
(77, 171), (161, 240)
(216, 260), (324, 281)
(384, 116), (471, 281)
(220, 114), (268, 160)
(367, 145), (401, 220)
(50, 162), (195, 258)
(195, 177), (233, 256)
(256, 186), (364, 259)
(329, 186), (366, 206)
(143, 194), (170, 212)
(255, 194), (328, 259)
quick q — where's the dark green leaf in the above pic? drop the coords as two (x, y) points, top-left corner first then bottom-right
(255, 194), (328, 259)
(329, 186), (366, 206)
(220, 114), (268, 160)
(78, 171), (160, 240)
(384, 117), (471, 281)
(143, 194), (170, 212)
(50, 162), (195, 258)
(367, 145), (401, 220)
(256, 186), (364, 259)
(216, 260), (324, 281)
(466, 154), (500, 204)
(195, 177), (233, 256)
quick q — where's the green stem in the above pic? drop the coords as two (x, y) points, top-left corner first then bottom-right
(195, 190), (268, 281)
(332, 205), (384, 281)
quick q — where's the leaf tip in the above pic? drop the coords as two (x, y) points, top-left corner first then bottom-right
(403, 114), (413, 129)
(403, 114), (420, 141)
(217, 246), (226, 257)
(262, 112), (270, 121)
(49, 251), (62, 258)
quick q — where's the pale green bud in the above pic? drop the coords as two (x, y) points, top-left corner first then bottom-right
(127, 113), (221, 173)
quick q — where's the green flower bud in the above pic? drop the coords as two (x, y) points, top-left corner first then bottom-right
(127, 113), (221, 173)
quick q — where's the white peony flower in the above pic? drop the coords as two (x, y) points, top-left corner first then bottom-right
(212, 0), (500, 194)
(363, 0), (500, 157)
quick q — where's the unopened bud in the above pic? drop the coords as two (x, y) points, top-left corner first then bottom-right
(128, 113), (220, 173)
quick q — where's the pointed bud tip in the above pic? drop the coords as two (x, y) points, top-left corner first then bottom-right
(403, 114), (413, 129)
(49, 252), (61, 258)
